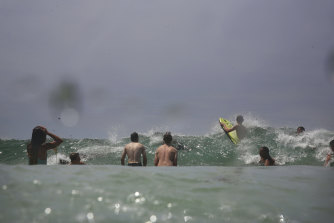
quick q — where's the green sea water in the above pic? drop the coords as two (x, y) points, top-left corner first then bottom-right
(0, 165), (333, 223)
(0, 126), (333, 166)
(1, 126), (333, 222)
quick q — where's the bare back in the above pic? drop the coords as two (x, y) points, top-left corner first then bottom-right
(154, 144), (178, 166)
(236, 125), (247, 140)
(27, 142), (59, 162)
(121, 142), (146, 165)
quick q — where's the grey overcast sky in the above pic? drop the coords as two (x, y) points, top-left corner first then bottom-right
(1, 0), (334, 139)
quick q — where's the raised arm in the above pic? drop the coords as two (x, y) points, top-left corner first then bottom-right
(44, 129), (63, 150)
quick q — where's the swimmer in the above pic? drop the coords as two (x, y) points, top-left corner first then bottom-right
(27, 126), (63, 165)
(324, 140), (334, 167)
(121, 132), (147, 166)
(259, 146), (275, 166)
(296, 126), (305, 135)
(154, 132), (178, 166)
(70, 153), (85, 165)
(220, 115), (247, 140)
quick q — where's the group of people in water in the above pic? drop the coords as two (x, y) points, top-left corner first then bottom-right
(120, 131), (178, 166)
(26, 126), (178, 166)
(26, 115), (334, 167)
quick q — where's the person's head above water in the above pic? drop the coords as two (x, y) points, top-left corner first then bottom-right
(70, 153), (80, 162)
(236, 115), (244, 124)
(131, 132), (139, 142)
(163, 132), (172, 144)
(296, 126), (305, 134)
(31, 126), (46, 146)
(259, 147), (271, 160)
(330, 140), (334, 151)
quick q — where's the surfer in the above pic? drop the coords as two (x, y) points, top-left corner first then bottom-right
(154, 132), (178, 166)
(259, 147), (275, 166)
(296, 126), (305, 135)
(324, 140), (334, 167)
(70, 153), (85, 165)
(121, 132), (147, 166)
(27, 126), (63, 165)
(220, 115), (247, 140)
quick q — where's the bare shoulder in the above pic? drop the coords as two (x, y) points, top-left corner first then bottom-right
(139, 143), (146, 150)
(123, 144), (129, 151)
(137, 143), (145, 148)
(170, 146), (178, 152)
(156, 145), (164, 152)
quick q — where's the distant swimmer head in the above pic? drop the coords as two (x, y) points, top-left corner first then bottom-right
(70, 153), (80, 162)
(163, 132), (173, 144)
(31, 126), (47, 146)
(131, 132), (139, 142)
(296, 126), (305, 134)
(259, 147), (271, 159)
(330, 140), (334, 151)
(236, 115), (244, 124)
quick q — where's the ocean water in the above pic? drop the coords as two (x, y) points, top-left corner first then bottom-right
(0, 165), (333, 223)
(0, 125), (333, 166)
(1, 125), (334, 222)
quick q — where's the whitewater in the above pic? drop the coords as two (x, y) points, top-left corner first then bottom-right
(1, 120), (333, 223)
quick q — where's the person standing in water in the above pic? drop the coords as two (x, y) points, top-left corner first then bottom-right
(121, 132), (147, 166)
(259, 147), (275, 166)
(154, 132), (178, 166)
(27, 126), (63, 165)
(324, 140), (334, 167)
(220, 115), (247, 140)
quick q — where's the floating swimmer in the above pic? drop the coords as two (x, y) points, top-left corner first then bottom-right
(259, 146), (275, 166)
(324, 140), (334, 167)
(296, 126), (305, 135)
(70, 152), (85, 165)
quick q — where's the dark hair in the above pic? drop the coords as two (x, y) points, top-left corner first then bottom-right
(70, 153), (80, 162)
(297, 126), (305, 132)
(131, 132), (139, 142)
(29, 126), (46, 165)
(330, 140), (334, 148)
(236, 115), (244, 124)
(163, 132), (172, 144)
(259, 146), (274, 163)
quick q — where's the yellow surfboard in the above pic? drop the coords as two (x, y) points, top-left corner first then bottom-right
(219, 118), (240, 144)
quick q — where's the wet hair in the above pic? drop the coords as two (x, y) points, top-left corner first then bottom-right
(163, 132), (172, 144)
(131, 132), (139, 142)
(29, 126), (47, 165)
(330, 140), (334, 149)
(236, 115), (244, 124)
(70, 153), (80, 162)
(297, 126), (305, 133)
(259, 146), (274, 163)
